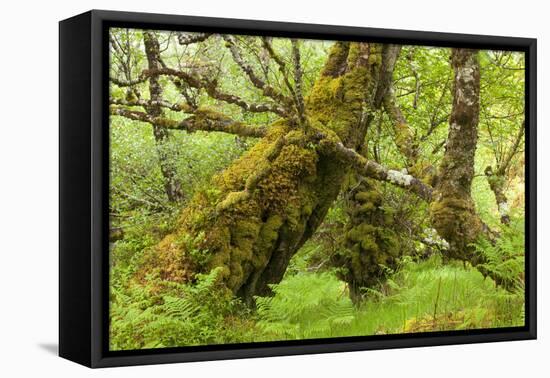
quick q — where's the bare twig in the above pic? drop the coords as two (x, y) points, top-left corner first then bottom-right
(223, 35), (294, 110)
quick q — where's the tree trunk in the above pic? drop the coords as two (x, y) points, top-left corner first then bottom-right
(329, 45), (405, 302)
(429, 48), (485, 262)
(485, 166), (510, 224)
(144, 42), (389, 304)
(143, 31), (184, 203)
(331, 176), (401, 303)
(484, 124), (524, 225)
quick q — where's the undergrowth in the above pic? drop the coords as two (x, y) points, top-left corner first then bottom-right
(254, 253), (524, 341)
(110, 218), (525, 349)
(110, 268), (256, 350)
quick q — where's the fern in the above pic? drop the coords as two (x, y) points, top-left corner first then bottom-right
(474, 217), (525, 291)
(255, 273), (354, 339)
(109, 267), (245, 350)
(255, 252), (525, 341)
(110, 217), (526, 349)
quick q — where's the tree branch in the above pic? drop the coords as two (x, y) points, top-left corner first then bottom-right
(223, 35), (294, 110)
(316, 134), (433, 201)
(421, 77), (451, 141)
(291, 39), (306, 126)
(179, 109), (269, 138)
(177, 32), (211, 45)
(110, 106), (267, 138)
(374, 45), (402, 108)
(110, 98), (193, 112)
(111, 67), (287, 117)
(260, 37), (296, 98)
(383, 88), (420, 167)
(497, 121), (525, 175)
(110, 75), (148, 87)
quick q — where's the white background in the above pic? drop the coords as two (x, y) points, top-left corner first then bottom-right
(0, 0), (546, 376)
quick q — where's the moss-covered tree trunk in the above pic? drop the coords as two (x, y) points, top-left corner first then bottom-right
(145, 42), (390, 304)
(328, 45), (405, 302)
(331, 176), (402, 303)
(429, 48), (485, 262)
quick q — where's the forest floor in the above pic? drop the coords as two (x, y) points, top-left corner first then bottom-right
(109, 224), (524, 350)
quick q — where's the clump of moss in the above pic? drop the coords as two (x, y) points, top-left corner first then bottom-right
(320, 41), (350, 77)
(330, 178), (401, 303)
(429, 195), (483, 262)
(306, 42), (383, 147)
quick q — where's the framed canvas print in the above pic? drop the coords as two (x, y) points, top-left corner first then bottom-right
(59, 10), (536, 368)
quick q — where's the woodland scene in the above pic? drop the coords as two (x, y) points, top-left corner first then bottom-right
(108, 28), (526, 350)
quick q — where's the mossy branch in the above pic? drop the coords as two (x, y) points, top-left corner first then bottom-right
(317, 135), (433, 201)
(383, 88), (421, 168)
(485, 166), (511, 225)
(291, 39), (306, 127)
(216, 136), (286, 212)
(110, 98), (194, 113)
(111, 67), (287, 117)
(110, 106), (267, 138)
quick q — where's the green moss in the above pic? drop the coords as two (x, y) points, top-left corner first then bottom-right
(306, 43), (381, 145)
(254, 214), (284, 268)
(354, 190), (381, 205)
(355, 202), (376, 215)
(330, 179), (404, 302)
(486, 171), (506, 197)
(231, 219), (261, 252)
(346, 43), (360, 67)
(216, 191), (250, 212)
(367, 44), (383, 66)
(320, 41), (350, 77)
(429, 195), (483, 259)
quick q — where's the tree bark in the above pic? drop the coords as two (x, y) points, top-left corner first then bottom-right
(429, 48), (485, 262)
(143, 31), (184, 203)
(485, 166), (510, 224)
(143, 42), (390, 304)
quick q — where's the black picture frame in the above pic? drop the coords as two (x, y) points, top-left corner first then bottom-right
(59, 9), (537, 368)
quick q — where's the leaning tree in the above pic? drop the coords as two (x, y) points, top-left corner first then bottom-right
(109, 31), (512, 304)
